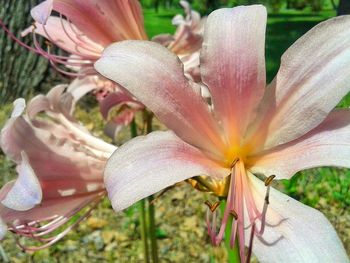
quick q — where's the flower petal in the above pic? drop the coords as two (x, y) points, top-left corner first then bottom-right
(22, 16), (103, 58)
(95, 40), (226, 157)
(201, 6), (267, 144)
(249, 109), (350, 179)
(52, 0), (147, 46)
(67, 76), (99, 103)
(262, 15), (350, 148)
(11, 98), (26, 118)
(247, 174), (349, 263)
(1, 152), (42, 211)
(104, 131), (229, 211)
(99, 92), (140, 119)
(0, 193), (99, 228)
(30, 0), (53, 24)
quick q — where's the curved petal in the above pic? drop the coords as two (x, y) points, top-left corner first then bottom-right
(67, 76), (99, 103)
(261, 15), (350, 148)
(151, 34), (174, 46)
(95, 40), (226, 157)
(0, 193), (100, 227)
(52, 0), (147, 46)
(0, 91), (115, 191)
(201, 6), (267, 144)
(249, 109), (350, 179)
(22, 16), (103, 58)
(11, 98), (26, 118)
(1, 152), (42, 211)
(168, 24), (203, 55)
(104, 131), (229, 211)
(31, 0), (53, 24)
(99, 92), (140, 119)
(247, 174), (349, 263)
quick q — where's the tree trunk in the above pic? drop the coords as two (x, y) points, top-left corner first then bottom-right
(337, 0), (350, 15)
(0, 0), (63, 104)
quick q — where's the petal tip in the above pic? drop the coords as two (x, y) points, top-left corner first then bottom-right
(1, 152), (42, 211)
(11, 98), (26, 118)
(30, 0), (53, 25)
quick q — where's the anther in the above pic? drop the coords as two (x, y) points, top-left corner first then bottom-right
(230, 158), (239, 168)
(264, 174), (276, 186)
(31, 22), (37, 29)
(264, 195), (270, 205)
(205, 200), (221, 212)
(45, 40), (53, 48)
(230, 209), (238, 220)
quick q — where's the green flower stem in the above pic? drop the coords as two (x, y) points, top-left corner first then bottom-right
(143, 111), (159, 263)
(148, 196), (159, 263)
(130, 119), (150, 263)
(139, 199), (151, 263)
(220, 201), (240, 263)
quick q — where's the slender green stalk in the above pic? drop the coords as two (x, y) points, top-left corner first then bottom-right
(220, 202), (240, 263)
(130, 119), (150, 263)
(130, 118), (138, 138)
(139, 199), (150, 263)
(148, 196), (159, 263)
(143, 111), (159, 263)
(0, 245), (9, 263)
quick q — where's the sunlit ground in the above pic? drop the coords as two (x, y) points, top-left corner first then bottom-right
(0, 7), (349, 263)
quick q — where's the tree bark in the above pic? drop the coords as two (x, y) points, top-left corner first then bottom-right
(0, 0), (64, 104)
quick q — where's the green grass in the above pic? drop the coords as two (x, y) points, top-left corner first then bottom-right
(143, 8), (181, 38)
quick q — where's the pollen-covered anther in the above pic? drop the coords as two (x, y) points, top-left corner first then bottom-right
(230, 157), (239, 168)
(205, 200), (221, 212)
(265, 193), (270, 205)
(230, 209), (238, 220)
(264, 174), (276, 186)
(45, 40), (52, 48)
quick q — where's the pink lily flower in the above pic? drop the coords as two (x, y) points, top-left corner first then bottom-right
(20, 0), (147, 76)
(20, 0), (203, 79)
(0, 84), (116, 250)
(153, 0), (205, 81)
(153, 0), (205, 56)
(95, 5), (350, 262)
(18, 0), (200, 135)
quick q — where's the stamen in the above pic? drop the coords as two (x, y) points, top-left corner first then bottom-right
(10, 193), (105, 251)
(204, 200), (221, 213)
(45, 40), (52, 48)
(230, 209), (238, 220)
(264, 174), (276, 186)
(230, 157), (239, 168)
(0, 19), (40, 54)
(60, 15), (100, 56)
(245, 223), (256, 263)
(256, 182), (271, 236)
(149, 185), (174, 205)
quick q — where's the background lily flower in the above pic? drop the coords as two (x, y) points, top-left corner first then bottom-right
(21, 0), (147, 76)
(153, 0), (205, 82)
(21, 0), (203, 79)
(19, 0), (203, 140)
(0, 83), (116, 250)
(95, 5), (350, 263)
